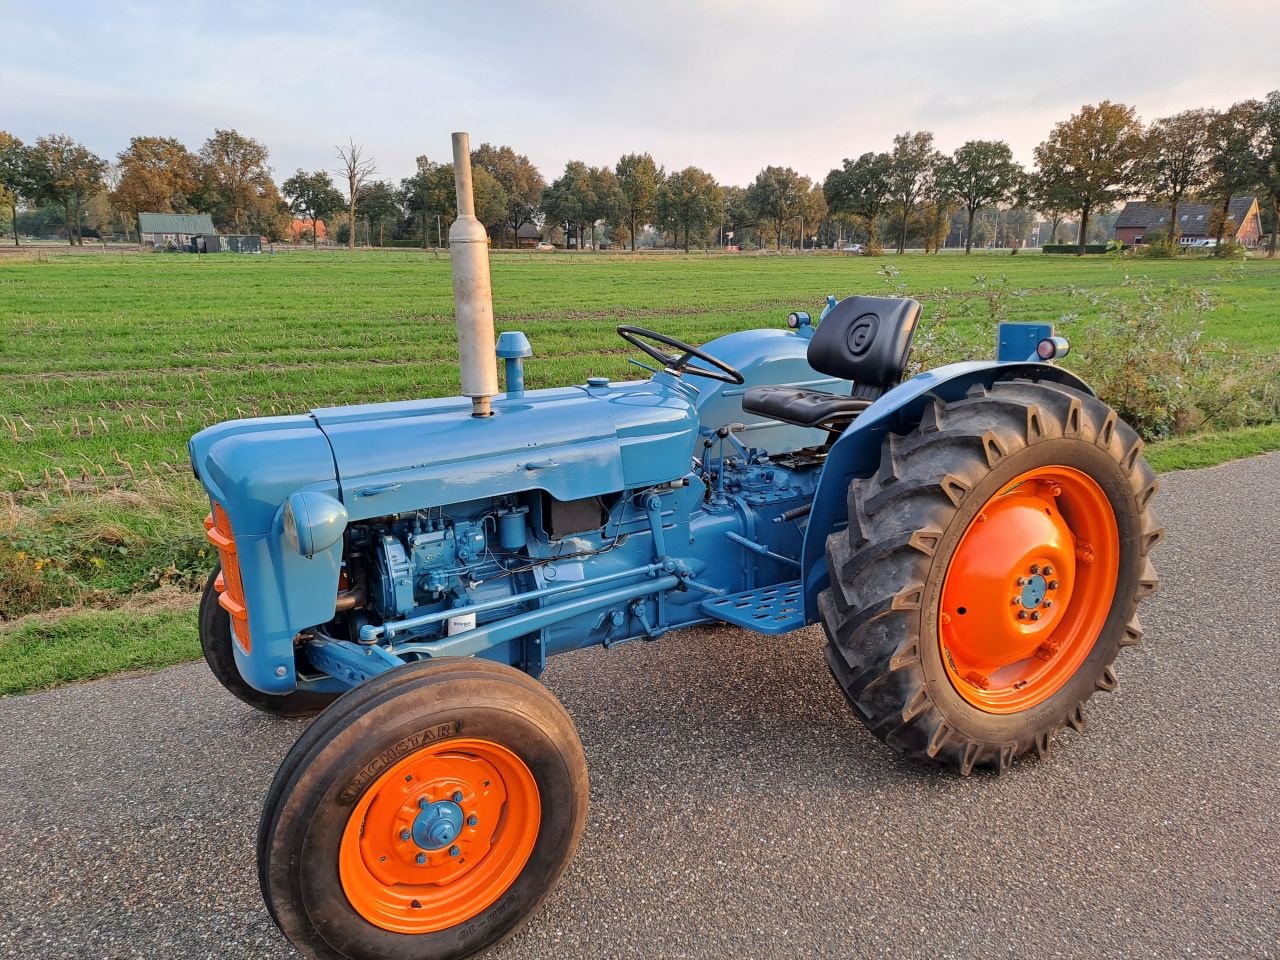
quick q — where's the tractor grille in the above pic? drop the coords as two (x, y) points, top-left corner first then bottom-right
(204, 505), (251, 653)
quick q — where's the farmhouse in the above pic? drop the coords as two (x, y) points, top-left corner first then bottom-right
(1113, 195), (1263, 246)
(137, 212), (218, 247)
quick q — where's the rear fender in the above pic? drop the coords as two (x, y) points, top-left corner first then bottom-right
(800, 361), (1095, 620)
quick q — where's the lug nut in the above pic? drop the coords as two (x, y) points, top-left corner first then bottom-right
(1043, 599), (1053, 609)
(1042, 565), (1054, 576)
(1011, 596), (1021, 606)
(449, 845), (461, 857)
(1016, 577), (1027, 586)
(1030, 564), (1041, 575)
(400, 829), (411, 841)
(451, 791), (464, 803)
(467, 815), (478, 827)
(1048, 580), (1060, 590)
(1017, 610), (1028, 620)
(1030, 611), (1041, 621)
(419, 797), (430, 809)
(416, 853), (426, 865)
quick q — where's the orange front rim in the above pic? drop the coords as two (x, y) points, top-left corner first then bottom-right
(338, 737), (540, 934)
(939, 466), (1119, 714)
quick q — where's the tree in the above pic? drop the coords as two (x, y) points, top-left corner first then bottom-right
(1259, 91), (1280, 258)
(936, 140), (1022, 254)
(0, 132), (32, 246)
(615, 153), (664, 252)
(1207, 99), (1264, 246)
(336, 139), (377, 250)
(823, 151), (892, 248)
(587, 166), (623, 249)
(886, 131), (941, 254)
(1033, 101), (1145, 254)
(198, 129), (274, 233)
(656, 166), (723, 251)
(797, 184), (827, 250)
(1140, 109), (1214, 245)
(357, 180), (400, 247)
(111, 136), (200, 236)
(282, 169), (344, 248)
(746, 166), (809, 251)
(541, 161), (593, 249)
(27, 135), (106, 245)
(1022, 169), (1074, 245)
(721, 185), (754, 247)
(400, 156), (504, 247)
(470, 143), (544, 246)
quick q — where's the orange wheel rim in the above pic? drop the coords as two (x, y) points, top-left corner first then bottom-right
(939, 466), (1119, 714)
(338, 737), (540, 934)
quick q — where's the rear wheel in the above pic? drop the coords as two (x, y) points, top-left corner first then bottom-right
(258, 658), (589, 960)
(819, 379), (1162, 774)
(199, 566), (338, 718)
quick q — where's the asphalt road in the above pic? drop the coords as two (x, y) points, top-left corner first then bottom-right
(2, 453), (1278, 960)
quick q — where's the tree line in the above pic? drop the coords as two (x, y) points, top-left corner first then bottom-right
(1, 89), (1277, 256)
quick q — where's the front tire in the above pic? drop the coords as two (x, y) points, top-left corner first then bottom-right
(258, 658), (589, 960)
(199, 567), (338, 718)
(819, 379), (1162, 774)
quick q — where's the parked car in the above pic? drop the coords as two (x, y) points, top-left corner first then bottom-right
(1188, 238), (1218, 248)
(534, 241), (555, 251)
(840, 243), (865, 253)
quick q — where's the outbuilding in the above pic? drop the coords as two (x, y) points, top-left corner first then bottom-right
(137, 212), (219, 248)
(1113, 196), (1263, 247)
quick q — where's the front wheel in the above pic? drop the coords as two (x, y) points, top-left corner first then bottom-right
(819, 379), (1162, 774)
(258, 658), (589, 960)
(198, 567), (338, 718)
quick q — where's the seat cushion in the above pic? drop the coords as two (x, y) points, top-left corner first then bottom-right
(742, 385), (871, 429)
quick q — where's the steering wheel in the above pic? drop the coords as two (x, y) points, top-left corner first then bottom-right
(616, 325), (745, 385)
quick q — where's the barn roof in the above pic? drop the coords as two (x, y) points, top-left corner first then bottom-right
(137, 212), (218, 235)
(1114, 196), (1256, 231)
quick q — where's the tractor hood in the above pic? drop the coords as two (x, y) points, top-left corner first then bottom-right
(312, 379), (699, 521)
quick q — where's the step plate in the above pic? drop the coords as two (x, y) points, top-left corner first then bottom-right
(701, 581), (805, 635)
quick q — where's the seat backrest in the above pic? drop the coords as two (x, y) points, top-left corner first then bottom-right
(807, 295), (921, 400)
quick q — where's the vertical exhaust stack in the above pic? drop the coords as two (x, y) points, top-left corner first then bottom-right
(449, 132), (500, 417)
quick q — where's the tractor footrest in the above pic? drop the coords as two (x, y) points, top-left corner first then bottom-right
(701, 581), (804, 635)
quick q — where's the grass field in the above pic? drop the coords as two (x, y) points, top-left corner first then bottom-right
(2, 249), (1279, 694)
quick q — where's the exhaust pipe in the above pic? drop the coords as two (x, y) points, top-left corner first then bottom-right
(449, 132), (499, 417)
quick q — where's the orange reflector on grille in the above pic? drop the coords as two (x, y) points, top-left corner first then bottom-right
(205, 507), (251, 653)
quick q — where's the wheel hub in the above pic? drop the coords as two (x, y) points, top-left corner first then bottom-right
(413, 799), (465, 850)
(939, 466), (1119, 714)
(1019, 574), (1048, 609)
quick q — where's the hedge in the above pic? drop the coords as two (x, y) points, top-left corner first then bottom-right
(1042, 243), (1122, 254)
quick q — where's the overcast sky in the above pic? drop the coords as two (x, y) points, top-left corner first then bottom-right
(3, 0), (1277, 188)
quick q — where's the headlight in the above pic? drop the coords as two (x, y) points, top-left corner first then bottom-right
(279, 491), (348, 558)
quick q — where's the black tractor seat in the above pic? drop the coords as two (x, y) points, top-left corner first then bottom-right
(741, 386), (872, 430)
(742, 295), (921, 432)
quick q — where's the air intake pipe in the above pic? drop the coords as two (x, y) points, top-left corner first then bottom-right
(449, 132), (500, 417)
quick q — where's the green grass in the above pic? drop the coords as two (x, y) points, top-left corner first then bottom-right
(0, 605), (198, 696)
(1143, 422), (1280, 472)
(1, 249), (1278, 696)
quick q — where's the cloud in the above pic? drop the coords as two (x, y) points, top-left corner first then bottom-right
(2, 0), (1276, 187)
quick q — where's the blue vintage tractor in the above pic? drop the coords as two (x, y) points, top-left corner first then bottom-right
(190, 136), (1161, 960)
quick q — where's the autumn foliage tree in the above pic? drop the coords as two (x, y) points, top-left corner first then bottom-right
(887, 131), (941, 254)
(198, 129), (274, 234)
(1033, 101), (1145, 253)
(470, 143), (544, 246)
(27, 134), (105, 245)
(111, 136), (200, 236)
(0, 131), (30, 246)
